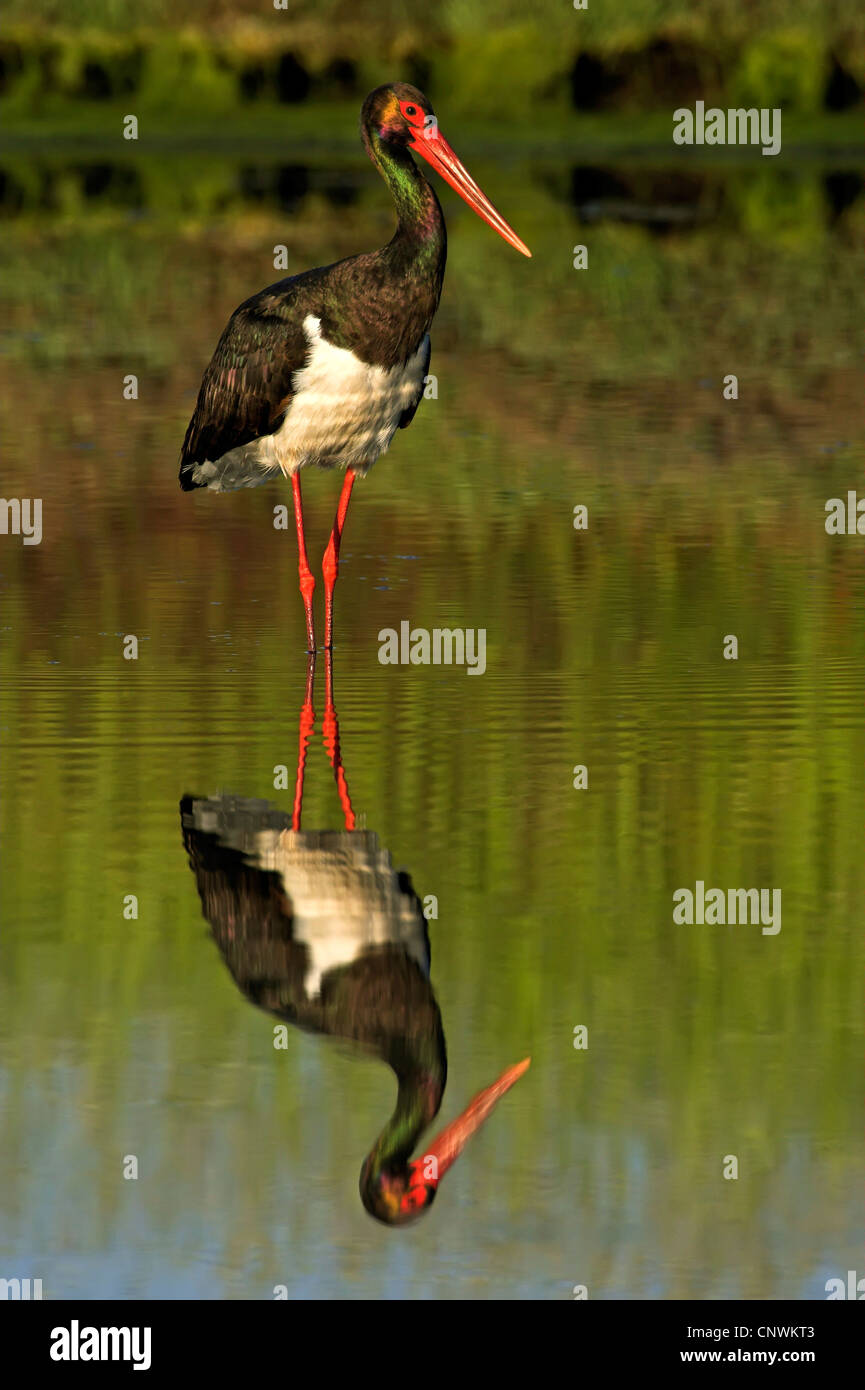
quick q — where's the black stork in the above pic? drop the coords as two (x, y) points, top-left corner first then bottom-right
(179, 82), (530, 652)
(180, 654), (530, 1225)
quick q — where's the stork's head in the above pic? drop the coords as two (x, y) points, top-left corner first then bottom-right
(361, 83), (532, 258)
(359, 1056), (531, 1226)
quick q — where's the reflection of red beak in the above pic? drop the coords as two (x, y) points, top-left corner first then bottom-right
(418, 1057), (531, 1184)
(409, 126), (532, 258)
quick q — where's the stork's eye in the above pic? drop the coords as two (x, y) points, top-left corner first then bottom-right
(399, 1186), (427, 1214)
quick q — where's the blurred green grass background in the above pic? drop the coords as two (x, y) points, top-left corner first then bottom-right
(2, 0), (863, 138)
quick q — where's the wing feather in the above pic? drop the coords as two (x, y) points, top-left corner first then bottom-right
(398, 334), (431, 430)
(179, 281), (313, 489)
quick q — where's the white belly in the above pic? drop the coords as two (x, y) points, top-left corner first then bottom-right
(191, 317), (428, 491)
(273, 315), (429, 474)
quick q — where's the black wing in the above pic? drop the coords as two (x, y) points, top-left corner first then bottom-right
(179, 279), (314, 490)
(398, 334), (432, 430)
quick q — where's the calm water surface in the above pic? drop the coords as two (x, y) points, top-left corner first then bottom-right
(1, 144), (862, 1298)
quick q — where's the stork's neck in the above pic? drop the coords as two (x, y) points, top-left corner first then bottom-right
(363, 130), (446, 269)
(365, 1056), (445, 1180)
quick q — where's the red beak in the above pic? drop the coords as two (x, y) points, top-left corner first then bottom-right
(417, 1056), (531, 1185)
(409, 124), (532, 258)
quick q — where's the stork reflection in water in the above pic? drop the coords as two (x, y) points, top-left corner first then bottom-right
(180, 654), (529, 1225)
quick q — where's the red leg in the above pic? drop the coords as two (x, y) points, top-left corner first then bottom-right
(292, 654), (316, 832)
(322, 649), (355, 830)
(322, 470), (356, 651)
(292, 472), (316, 653)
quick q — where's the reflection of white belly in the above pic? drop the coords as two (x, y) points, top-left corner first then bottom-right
(258, 829), (429, 999)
